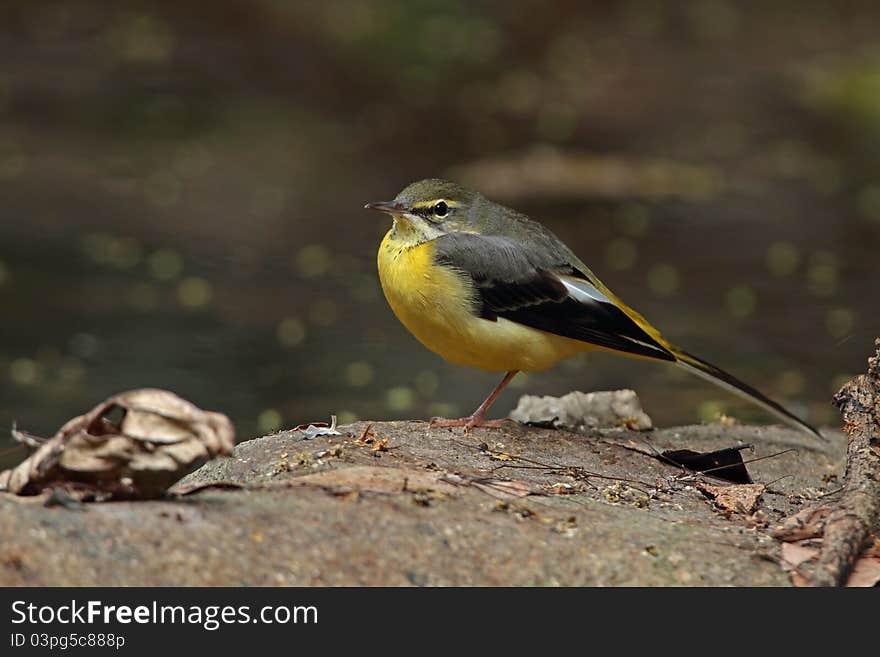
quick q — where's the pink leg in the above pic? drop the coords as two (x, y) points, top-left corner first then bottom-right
(431, 371), (518, 432)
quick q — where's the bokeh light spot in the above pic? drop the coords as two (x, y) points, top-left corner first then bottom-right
(766, 241), (800, 277)
(296, 244), (331, 278)
(345, 361), (373, 387)
(148, 248), (184, 281)
(726, 285), (757, 318)
(697, 400), (727, 423)
(9, 358), (38, 386)
(605, 238), (638, 271)
(257, 408), (283, 434)
(806, 251), (838, 297)
(825, 308), (855, 339)
(428, 402), (459, 419)
(386, 386), (415, 412)
(108, 13), (175, 63)
(107, 237), (142, 270)
(336, 410), (358, 425)
(177, 277), (213, 309)
(414, 370), (439, 397)
(856, 184), (880, 221)
(777, 369), (805, 396)
(647, 263), (679, 296)
(277, 318), (307, 348)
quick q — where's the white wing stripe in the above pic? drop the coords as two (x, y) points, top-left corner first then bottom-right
(559, 276), (612, 305)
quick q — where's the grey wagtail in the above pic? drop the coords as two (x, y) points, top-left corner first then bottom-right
(365, 178), (822, 438)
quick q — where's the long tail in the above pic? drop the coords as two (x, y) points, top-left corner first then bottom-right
(672, 348), (824, 440)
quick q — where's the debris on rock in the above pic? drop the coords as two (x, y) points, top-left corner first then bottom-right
(0, 389), (235, 500)
(846, 540), (880, 587)
(774, 337), (880, 586)
(696, 482), (765, 515)
(291, 465), (455, 496)
(283, 465), (540, 503)
(509, 389), (653, 431)
(661, 446), (753, 484)
(779, 537), (880, 587)
(292, 415), (341, 440)
(601, 481), (650, 508)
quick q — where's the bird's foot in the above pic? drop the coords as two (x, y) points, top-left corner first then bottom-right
(429, 415), (511, 433)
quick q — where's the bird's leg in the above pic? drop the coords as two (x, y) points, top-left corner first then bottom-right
(430, 370), (518, 432)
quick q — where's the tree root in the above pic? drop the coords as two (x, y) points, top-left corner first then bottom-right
(773, 338), (880, 586)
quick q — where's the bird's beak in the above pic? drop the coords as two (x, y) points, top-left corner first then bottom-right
(364, 200), (405, 215)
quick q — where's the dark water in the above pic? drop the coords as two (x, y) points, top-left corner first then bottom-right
(2, 2), (880, 468)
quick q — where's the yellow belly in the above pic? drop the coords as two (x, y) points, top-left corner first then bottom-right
(377, 231), (588, 372)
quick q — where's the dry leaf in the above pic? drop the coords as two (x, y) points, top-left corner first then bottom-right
(780, 542), (820, 570)
(779, 538), (880, 587)
(0, 389), (235, 500)
(370, 437), (389, 452)
(663, 447), (753, 484)
(791, 572), (811, 587)
(846, 556), (880, 587)
(772, 506), (831, 541)
(696, 482), (765, 515)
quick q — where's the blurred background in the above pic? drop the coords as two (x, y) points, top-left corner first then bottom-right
(2, 1), (879, 467)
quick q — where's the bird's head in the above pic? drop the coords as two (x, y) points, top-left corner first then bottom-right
(365, 179), (482, 243)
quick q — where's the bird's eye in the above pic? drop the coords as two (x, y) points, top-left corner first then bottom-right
(433, 201), (449, 217)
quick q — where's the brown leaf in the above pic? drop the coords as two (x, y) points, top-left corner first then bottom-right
(772, 506), (831, 541)
(791, 572), (811, 587)
(846, 556), (880, 587)
(778, 540), (880, 587)
(0, 389), (235, 500)
(696, 482), (765, 515)
(780, 542), (820, 570)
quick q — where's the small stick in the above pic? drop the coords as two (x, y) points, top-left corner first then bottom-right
(807, 339), (880, 586)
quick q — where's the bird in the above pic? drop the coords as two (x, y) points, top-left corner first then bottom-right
(365, 178), (822, 439)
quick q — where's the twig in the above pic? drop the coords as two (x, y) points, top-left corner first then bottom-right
(775, 338), (880, 586)
(813, 339), (880, 586)
(11, 422), (47, 449)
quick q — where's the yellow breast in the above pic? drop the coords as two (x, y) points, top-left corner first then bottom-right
(377, 230), (587, 372)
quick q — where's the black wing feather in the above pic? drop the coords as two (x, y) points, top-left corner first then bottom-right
(434, 233), (674, 361)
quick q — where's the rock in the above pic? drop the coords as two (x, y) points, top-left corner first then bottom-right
(509, 389), (653, 430)
(0, 420), (845, 586)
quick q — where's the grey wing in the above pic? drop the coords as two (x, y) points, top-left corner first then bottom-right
(432, 233), (674, 361)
